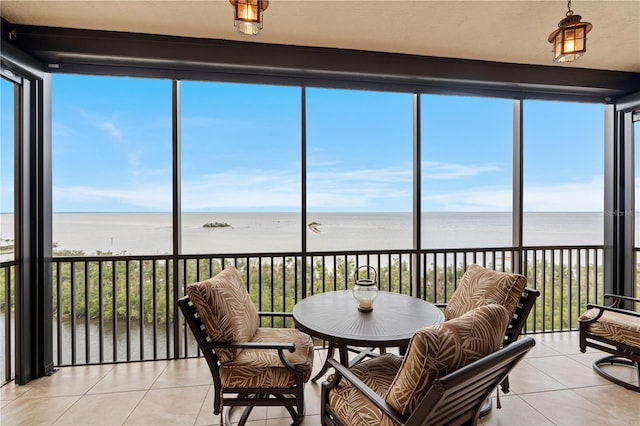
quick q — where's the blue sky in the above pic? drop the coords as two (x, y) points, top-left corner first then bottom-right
(1, 74), (608, 213)
(1, 78), (15, 215)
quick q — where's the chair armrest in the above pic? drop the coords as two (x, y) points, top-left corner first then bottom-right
(205, 341), (296, 352)
(582, 304), (640, 320)
(323, 358), (406, 425)
(604, 294), (640, 306)
(258, 312), (293, 318)
(434, 303), (447, 309)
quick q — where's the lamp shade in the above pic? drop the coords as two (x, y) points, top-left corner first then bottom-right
(548, 13), (592, 63)
(229, 0), (269, 36)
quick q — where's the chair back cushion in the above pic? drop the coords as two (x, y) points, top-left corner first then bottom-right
(444, 264), (527, 321)
(384, 303), (512, 421)
(186, 266), (259, 363)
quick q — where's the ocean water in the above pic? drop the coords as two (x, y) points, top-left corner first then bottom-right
(0, 211), (616, 259)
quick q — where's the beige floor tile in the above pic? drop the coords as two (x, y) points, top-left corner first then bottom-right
(0, 382), (31, 401)
(228, 405), (269, 424)
(6, 332), (637, 426)
(592, 362), (640, 387)
(1, 395), (80, 425)
(19, 365), (114, 398)
(520, 389), (631, 425)
(88, 360), (167, 394)
(238, 421), (266, 426)
(151, 357), (212, 389)
(570, 353), (640, 389)
(567, 350), (607, 368)
(525, 355), (611, 388)
(525, 339), (563, 359)
(573, 384), (640, 424)
(616, 365), (640, 384)
(124, 385), (208, 425)
(304, 382), (323, 416)
(481, 395), (554, 426)
(53, 391), (146, 425)
(532, 332), (582, 356)
(299, 414), (321, 425)
(266, 405), (296, 421)
(194, 385), (217, 426)
(196, 377), (316, 423)
(505, 359), (567, 394)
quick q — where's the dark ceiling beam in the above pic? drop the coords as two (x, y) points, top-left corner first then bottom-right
(0, 38), (44, 79)
(3, 22), (640, 102)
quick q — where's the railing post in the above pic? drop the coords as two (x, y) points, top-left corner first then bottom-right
(512, 100), (524, 275)
(412, 94), (421, 299)
(172, 79), (184, 359)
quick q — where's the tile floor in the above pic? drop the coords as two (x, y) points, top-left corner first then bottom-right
(1, 332), (639, 425)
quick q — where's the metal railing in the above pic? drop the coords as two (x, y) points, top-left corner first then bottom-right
(0, 245), (610, 375)
(47, 245), (604, 367)
(0, 260), (16, 387)
(637, 247), (640, 299)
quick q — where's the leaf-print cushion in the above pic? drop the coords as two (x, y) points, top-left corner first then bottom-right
(186, 266), (259, 363)
(327, 353), (403, 426)
(220, 327), (315, 388)
(579, 308), (640, 348)
(328, 304), (512, 426)
(444, 264), (527, 321)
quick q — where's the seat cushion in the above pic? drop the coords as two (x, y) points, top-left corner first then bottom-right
(186, 266), (259, 363)
(444, 264), (527, 321)
(328, 353), (403, 426)
(580, 308), (640, 348)
(219, 327), (315, 388)
(384, 303), (512, 421)
(327, 304), (511, 426)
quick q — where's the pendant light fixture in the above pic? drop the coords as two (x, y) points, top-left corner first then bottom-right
(229, 0), (269, 36)
(548, 1), (592, 63)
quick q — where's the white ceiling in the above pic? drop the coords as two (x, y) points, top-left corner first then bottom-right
(1, 0), (639, 73)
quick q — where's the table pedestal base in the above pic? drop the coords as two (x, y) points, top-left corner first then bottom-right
(311, 342), (386, 382)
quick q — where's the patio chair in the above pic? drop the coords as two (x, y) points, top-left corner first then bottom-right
(178, 266), (314, 425)
(578, 294), (640, 392)
(441, 264), (528, 322)
(437, 264), (538, 413)
(321, 304), (536, 426)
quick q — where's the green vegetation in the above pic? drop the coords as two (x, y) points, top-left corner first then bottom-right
(0, 264), (15, 314)
(2, 249), (639, 334)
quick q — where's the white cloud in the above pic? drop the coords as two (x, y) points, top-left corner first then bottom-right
(310, 166), (412, 184)
(523, 177), (604, 212)
(423, 176), (604, 212)
(98, 121), (123, 141)
(424, 187), (512, 212)
(181, 171), (301, 210)
(53, 165), (413, 211)
(52, 160), (606, 214)
(422, 161), (500, 180)
(54, 184), (172, 211)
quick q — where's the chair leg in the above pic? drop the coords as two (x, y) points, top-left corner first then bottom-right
(312, 342), (336, 382)
(500, 375), (511, 393)
(225, 405), (254, 426)
(238, 406), (254, 426)
(479, 394), (493, 418)
(593, 355), (640, 392)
